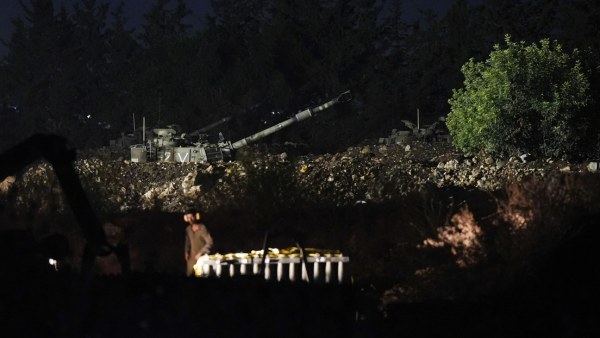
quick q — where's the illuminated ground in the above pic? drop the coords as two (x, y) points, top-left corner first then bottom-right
(2, 142), (600, 336)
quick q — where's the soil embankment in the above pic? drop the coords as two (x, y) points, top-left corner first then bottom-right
(2, 141), (600, 322)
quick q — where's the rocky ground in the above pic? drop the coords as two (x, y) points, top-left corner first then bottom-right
(2, 140), (600, 327)
(3, 140), (594, 215)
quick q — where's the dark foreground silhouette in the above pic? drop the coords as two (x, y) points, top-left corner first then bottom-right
(1, 262), (355, 337)
(2, 216), (599, 338)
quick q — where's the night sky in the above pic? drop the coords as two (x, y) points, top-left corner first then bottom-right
(0, 0), (211, 56)
(0, 0), (465, 56)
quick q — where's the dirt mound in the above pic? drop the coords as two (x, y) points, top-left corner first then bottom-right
(2, 141), (600, 317)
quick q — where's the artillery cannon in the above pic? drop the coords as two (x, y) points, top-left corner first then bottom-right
(129, 117), (231, 162)
(133, 91), (351, 163)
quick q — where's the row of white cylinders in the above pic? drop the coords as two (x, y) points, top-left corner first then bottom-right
(197, 259), (346, 284)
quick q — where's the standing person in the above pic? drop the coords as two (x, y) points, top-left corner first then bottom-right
(184, 209), (213, 276)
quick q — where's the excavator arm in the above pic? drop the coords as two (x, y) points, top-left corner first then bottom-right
(1, 134), (111, 268)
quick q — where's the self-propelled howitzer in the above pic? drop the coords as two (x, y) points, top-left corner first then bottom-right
(167, 90), (351, 163)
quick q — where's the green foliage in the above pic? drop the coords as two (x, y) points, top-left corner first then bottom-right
(447, 35), (591, 158)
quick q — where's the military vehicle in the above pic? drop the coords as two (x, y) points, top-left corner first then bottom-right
(126, 117), (227, 162)
(379, 116), (450, 145)
(131, 91), (352, 163)
(378, 125), (413, 145)
(113, 116), (230, 154)
(400, 117), (450, 141)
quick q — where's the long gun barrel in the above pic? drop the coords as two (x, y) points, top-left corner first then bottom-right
(230, 90), (351, 150)
(188, 116), (232, 137)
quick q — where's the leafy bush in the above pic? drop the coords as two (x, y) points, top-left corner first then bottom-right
(447, 35), (590, 158)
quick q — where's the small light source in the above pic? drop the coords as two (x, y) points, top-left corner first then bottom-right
(48, 258), (58, 271)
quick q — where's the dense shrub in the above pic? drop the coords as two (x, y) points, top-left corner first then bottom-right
(447, 35), (590, 158)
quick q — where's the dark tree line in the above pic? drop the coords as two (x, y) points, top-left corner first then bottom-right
(1, 0), (599, 154)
